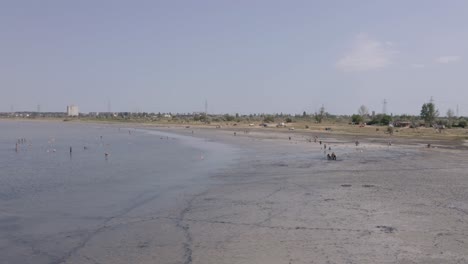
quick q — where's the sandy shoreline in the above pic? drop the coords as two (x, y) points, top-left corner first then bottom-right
(120, 125), (468, 264)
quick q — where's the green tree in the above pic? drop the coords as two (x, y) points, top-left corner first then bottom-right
(224, 114), (235, 122)
(315, 105), (326, 123)
(351, 114), (363, 124)
(380, 114), (392, 126)
(420, 103), (439, 126)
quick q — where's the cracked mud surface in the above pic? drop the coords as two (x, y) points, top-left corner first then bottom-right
(1, 122), (468, 263)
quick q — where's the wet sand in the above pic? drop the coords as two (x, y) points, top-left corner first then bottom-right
(2, 122), (468, 263)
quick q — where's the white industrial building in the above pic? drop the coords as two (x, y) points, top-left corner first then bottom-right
(66, 105), (79, 116)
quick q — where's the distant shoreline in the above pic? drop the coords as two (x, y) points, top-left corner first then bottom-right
(1, 117), (467, 148)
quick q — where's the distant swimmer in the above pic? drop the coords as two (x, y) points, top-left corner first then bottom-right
(320, 141), (322, 145)
(327, 153), (332, 160)
(84, 146), (88, 150)
(331, 152), (337, 160)
(355, 140), (359, 146)
(234, 132), (236, 136)
(70, 147), (72, 153)
(329, 147), (331, 150)
(289, 137), (291, 140)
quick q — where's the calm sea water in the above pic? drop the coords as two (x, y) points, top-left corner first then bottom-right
(0, 121), (238, 264)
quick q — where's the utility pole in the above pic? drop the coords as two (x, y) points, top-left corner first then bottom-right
(382, 99), (387, 114)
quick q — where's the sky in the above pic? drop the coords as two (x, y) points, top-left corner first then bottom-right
(1, 0), (468, 115)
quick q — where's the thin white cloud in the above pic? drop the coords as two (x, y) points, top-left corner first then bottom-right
(436, 56), (461, 64)
(336, 33), (396, 72)
(410, 63), (426, 69)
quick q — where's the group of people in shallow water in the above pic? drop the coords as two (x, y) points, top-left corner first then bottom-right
(317, 137), (337, 161)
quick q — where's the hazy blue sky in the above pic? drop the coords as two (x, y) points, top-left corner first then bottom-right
(1, 1), (467, 115)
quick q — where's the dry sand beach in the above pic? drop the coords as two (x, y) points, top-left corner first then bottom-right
(1, 122), (468, 264)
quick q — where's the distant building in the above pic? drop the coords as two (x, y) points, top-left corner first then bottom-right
(67, 105), (79, 116)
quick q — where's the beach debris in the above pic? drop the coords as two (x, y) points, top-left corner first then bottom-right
(341, 184), (352, 187)
(362, 184), (375, 188)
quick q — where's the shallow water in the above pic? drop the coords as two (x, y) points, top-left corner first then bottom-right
(0, 121), (238, 264)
